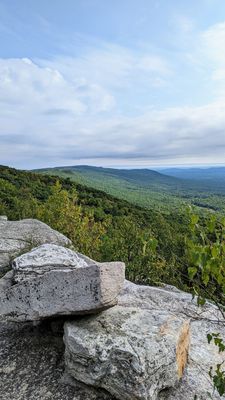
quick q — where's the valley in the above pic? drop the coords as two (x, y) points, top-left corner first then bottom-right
(35, 165), (225, 213)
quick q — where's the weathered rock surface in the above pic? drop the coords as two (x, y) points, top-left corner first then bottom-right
(0, 244), (125, 321)
(0, 218), (71, 273)
(0, 280), (224, 400)
(0, 318), (116, 400)
(0, 218), (224, 400)
(12, 243), (88, 283)
(64, 281), (225, 400)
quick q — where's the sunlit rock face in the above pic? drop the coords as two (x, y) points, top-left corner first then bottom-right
(64, 306), (190, 400)
(0, 244), (125, 321)
(64, 281), (225, 400)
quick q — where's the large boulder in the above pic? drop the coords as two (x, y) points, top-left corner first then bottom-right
(0, 218), (71, 273)
(0, 244), (125, 321)
(0, 319), (116, 400)
(64, 281), (225, 400)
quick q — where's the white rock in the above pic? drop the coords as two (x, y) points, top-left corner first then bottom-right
(0, 218), (71, 272)
(12, 243), (88, 283)
(64, 281), (225, 400)
(0, 244), (125, 321)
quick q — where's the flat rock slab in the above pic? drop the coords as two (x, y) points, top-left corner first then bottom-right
(64, 281), (225, 400)
(0, 244), (125, 321)
(0, 218), (71, 273)
(12, 243), (88, 283)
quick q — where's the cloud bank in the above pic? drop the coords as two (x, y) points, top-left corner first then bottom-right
(1, 20), (225, 168)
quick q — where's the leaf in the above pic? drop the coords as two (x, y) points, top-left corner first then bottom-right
(191, 214), (199, 225)
(207, 334), (212, 344)
(188, 266), (198, 280)
(202, 271), (210, 286)
(197, 296), (206, 306)
(212, 245), (219, 258)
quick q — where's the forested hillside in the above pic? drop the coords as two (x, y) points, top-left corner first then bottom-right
(1, 164), (224, 306)
(0, 164), (191, 289)
(162, 166), (225, 183)
(35, 165), (225, 213)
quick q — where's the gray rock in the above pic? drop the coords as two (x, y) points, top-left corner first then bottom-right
(0, 319), (116, 400)
(159, 318), (225, 400)
(0, 244), (125, 321)
(64, 281), (225, 400)
(120, 282), (225, 400)
(0, 218), (71, 273)
(0, 270), (13, 290)
(12, 243), (88, 283)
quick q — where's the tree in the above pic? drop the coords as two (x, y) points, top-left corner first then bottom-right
(37, 181), (106, 259)
(100, 215), (167, 284)
(187, 210), (225, 396)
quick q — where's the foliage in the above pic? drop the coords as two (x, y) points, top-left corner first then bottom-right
(0, 164), (190, 288)
(187, 211), (225, 307)
(207, 333), (225, 353)
(2, 165), (225, 396)
(100, 215), (167, 284)
(36, 165), (225, 214)
(209, 363), (225, 396)
(37, 181), (106, 259)
(187, 211), (225, 397)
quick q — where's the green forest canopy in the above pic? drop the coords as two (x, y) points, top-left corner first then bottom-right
(0, 164), (224, 306)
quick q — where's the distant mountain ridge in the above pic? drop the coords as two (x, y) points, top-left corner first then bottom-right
(35, 164), (225, 188)
(161, 166), (225, 182)
(38, 165), (181, 185)
(34, 164), (225, 213)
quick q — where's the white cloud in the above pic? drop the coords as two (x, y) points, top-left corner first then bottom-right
(0, 57), (115, 118)
(2, 28), (225, 168)
(181, 20), (225, 100)
(194, 21), (225, 100)
(41, 42), (171, 91)
(137, 55), (170, 75)
(2, 67), (225, 168)
(201, 22), (225, 65)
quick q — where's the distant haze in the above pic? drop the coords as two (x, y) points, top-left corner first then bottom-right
(1, 0), (225, 168)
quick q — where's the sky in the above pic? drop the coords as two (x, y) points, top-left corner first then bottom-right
(1, 0), (225, 169)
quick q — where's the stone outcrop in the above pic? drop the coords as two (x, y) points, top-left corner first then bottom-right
(64, 308), (190, 400)
(64, 281), (225, 400)
(0, 219), (224, 400)
(0, 218), (71, 273)
(0, 244), (125, 321)
(0, 319), (116, 400)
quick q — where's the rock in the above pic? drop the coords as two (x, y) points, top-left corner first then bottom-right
(64, 281), (225, 400)
(0, 244), (125, 321)
(120, 282), (225, 400)
(64, 311), (190, 400)
(0, 215), (8, 221)
(0, 270), (13, 290)
(159, 318), (225, 400)
(0, 218), (71, 273)
(0, 319), (116, 400)
(12, 243), (88, 283)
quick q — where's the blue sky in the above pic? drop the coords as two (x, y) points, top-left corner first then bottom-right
(1, 0), (225, 168)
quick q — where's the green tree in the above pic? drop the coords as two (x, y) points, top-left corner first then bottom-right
(101, 216), (167, 284)
(187, 210), (225, 397)
(37, 181), (106, 259)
